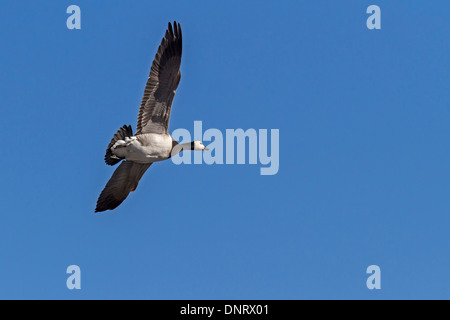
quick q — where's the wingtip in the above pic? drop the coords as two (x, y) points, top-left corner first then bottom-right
(168, 21), (174, 37)
(168, 20), (181, 37)
(95, 205), (109, 213)
(95, 199), (108, 213)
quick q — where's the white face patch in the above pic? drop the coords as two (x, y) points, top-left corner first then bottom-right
(193, 141), (206, 150)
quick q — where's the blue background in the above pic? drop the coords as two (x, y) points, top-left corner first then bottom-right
(0, 1), (449, 299)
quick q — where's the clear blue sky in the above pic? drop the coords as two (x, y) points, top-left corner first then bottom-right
(1, 1), (449, 299)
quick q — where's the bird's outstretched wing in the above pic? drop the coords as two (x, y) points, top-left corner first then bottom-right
(136, 21), (182, 135)
(95, 161), (152, 212)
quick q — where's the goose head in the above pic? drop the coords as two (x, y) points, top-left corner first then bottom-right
(192, 141), (209, 151)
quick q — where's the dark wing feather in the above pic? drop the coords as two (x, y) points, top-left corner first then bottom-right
(136, 21), (182, 135)
(95, 161), (152, 212)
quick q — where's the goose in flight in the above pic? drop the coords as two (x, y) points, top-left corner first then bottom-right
(95, 21), (208, 212)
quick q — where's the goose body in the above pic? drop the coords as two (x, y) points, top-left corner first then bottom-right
(111, 133), (174, 164)
(95, 22), (207, 213)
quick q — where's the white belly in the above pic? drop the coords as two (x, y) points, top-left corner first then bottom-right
(112, 133), (172, 164)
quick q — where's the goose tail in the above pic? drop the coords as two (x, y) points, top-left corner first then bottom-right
(104, 125), (133, 166)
